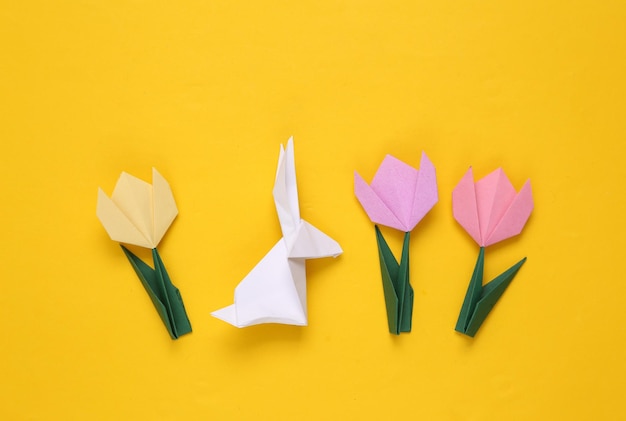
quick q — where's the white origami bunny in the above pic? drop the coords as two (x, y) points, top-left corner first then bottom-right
(212, 137), (343, 327)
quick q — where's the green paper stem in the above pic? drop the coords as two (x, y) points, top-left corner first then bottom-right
(455, 247), (485, 333)
(375, 226), (413, 335)
(455, 247), (526, 338)
(121, 245), (192, 339)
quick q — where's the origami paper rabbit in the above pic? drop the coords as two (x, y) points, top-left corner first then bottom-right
(212, 137), (343, 327)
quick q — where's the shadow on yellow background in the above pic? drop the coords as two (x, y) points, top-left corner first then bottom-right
(1, 1), (625, 419)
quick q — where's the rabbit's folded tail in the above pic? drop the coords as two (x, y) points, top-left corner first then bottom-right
(211, 305), (238, 327)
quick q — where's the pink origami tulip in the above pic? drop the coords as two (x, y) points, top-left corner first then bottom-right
(453, 167), (534, 338)
(354, 151), (438, 335)
(354, 152), (438, 232)
(452, 167), (533, 247)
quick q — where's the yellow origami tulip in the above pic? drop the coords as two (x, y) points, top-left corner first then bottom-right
(97, 168), (177, 249)
(97, 168), (191, 339)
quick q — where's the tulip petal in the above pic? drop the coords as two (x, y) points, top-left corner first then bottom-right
(369, 155), (418, 229)
(111, 172), (155, 246)
(152, 168), (178, 246)
(476, 168), (517, 243)
(96, 188), (153, 248)
(355, 171), (406, 231)
(484, 180), (533, 246)
(409, 152), (438, 230)
(452, 168), (483, 245)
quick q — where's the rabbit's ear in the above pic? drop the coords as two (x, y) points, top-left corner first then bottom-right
(288, 220), (343, 259)
(273, 137), (301, 238)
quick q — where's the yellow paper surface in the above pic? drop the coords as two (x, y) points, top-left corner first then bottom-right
(1, 1), (625, 419)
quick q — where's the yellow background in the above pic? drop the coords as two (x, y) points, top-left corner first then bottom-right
(1, 1), (625, 419)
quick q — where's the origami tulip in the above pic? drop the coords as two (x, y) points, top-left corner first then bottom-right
(97, 168), (177, 249)
(452, 167), (533, 247)
(355, 152), (438, 232)
(97, 168), (192, 339)
(355, 152), (438, 334)
(452, 167), (533, 337)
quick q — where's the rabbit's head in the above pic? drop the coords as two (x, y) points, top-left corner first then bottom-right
(273, 137), (342, 260)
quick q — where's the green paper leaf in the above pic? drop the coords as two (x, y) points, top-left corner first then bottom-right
(456, 248), (526, 338)
(375, 226), (413, 335)
(121, 245), (192, 339)
(153, 248), (192, 338)
(122, 245), (174, 336)
(463, 257), (526, 337)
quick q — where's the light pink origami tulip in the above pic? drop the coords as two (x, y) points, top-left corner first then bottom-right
(354, 152), (438, 232)
(452, 167), (533, 247)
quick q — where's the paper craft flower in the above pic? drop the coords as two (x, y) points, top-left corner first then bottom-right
(452, 167), (533, 247)
(452, 167), (534, 338)
(97, 168), (191, 339)
(354, 152), (438, 232)
(354, 152), (438, 335)
(97, 168), (177, 249)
